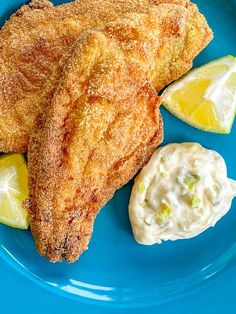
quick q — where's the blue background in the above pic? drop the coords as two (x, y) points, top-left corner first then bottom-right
(1, 257), (236, 314)
(1, 0), (236, 313)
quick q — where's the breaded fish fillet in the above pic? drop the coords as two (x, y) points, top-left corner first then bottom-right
(26, 3), (209, 262)
(0, 0), (212, 152)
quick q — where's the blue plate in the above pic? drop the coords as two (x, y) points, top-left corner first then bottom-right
(1, 0), (236, 310)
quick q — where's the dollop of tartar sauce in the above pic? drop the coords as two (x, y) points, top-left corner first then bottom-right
(129, 143), (236, 245)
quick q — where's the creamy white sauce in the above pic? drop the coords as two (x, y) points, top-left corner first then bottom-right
(129, 143), (236, 245)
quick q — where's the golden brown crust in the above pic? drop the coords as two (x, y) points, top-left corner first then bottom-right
(26, 7), (175, 262)
(26, 3), (212, 262)
(0, 0), (212, 152)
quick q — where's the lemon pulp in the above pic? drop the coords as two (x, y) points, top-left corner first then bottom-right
(162, 56), (236, 133)
(0, 154), (29, 229)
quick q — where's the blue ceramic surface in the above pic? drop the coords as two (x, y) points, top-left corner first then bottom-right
(0, 0), (236, 312)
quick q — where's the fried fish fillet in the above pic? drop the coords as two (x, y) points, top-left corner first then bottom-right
(26, 3), (210, 262)
(0, 0), (212, 152)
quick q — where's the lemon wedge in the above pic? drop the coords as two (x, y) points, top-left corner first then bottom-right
(162, 55), (236, 133)
(0, 154), (29, 229)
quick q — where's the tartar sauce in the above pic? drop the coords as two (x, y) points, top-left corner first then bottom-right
(129, 143), (236, 245)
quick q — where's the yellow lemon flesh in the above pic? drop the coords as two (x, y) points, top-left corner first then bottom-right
(162, 56), (236, 133)
(0, 154), (29, 229)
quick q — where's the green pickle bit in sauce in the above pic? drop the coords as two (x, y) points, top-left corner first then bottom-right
(155, 203), (172, 224)
(184, 173), (201, 190)
(191, 195), (201, 208)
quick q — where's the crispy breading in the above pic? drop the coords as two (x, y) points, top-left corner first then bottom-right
(26, 3), (211, 262)
(0, 0), (212, 152)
